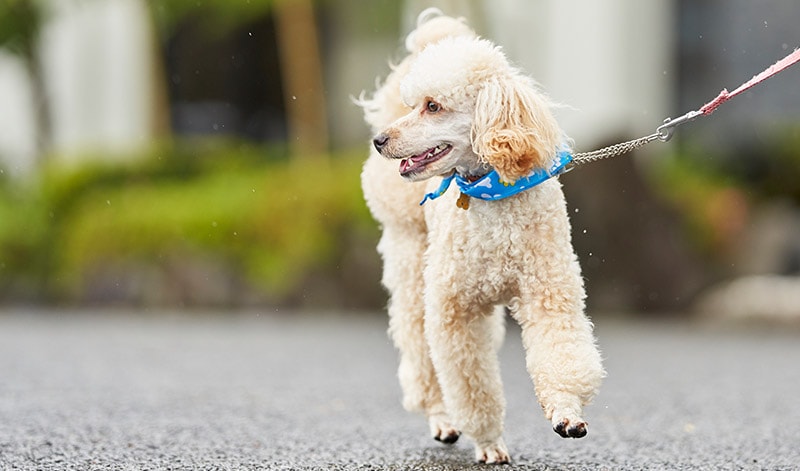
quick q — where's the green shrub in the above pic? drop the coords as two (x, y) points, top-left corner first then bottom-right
(0, 142), (381, 306)
(0, 180), (49, 299)
(650, 126), (800, 256)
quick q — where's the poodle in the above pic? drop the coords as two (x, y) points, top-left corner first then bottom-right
(358, 9), (604, 464)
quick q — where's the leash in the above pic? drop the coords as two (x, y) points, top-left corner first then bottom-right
(566, 47), (800, 172)
(422, 47), (800, 210)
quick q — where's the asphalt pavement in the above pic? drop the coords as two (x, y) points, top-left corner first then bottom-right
(1, 309), (799, 470)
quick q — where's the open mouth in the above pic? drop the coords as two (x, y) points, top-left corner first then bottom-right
(399, 144), (452, 176)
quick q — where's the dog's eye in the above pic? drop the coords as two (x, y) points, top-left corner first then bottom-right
(426, 100), (441, 113)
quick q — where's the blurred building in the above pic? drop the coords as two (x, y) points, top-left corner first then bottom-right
(0, 0), (155, 174)
(0, 0), (798, 312)
(1, 0), (799, 173)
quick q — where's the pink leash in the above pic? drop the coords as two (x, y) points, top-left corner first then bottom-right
(568, 47), (800, 169)
(657, 47), (800, 141)
(700, 47), (800, 116)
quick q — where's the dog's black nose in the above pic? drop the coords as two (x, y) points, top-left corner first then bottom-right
(373, 133), (390, 153)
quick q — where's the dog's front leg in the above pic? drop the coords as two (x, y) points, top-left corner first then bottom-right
(424, 293), (509, 464)
(510, 292), (605, 439)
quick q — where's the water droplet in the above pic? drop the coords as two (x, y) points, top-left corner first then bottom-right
(763, 20), (768, 27)
(582, 229), (587, 234)
(292, 95), (297, 100)
(106, 200), (111, 205)
(248, 32), (253, 37)
(574, 208), (580, 213)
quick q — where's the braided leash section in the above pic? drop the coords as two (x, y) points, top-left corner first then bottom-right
(569, 132), (662, 169)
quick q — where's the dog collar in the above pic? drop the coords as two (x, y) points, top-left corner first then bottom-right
(419, 149), (573, 206)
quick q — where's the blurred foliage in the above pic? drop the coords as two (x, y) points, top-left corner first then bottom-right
(654, 149), (746, 256)
(0, 175), (48, 298)
(0, 0), (45, 57)
(147, 0), (276, 37)
(0, 142), (379, 306)
(653, 126), (800, 256)
(729, 127), (800, 202)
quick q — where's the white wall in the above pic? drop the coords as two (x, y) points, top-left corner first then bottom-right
(0, 0), (154, 175)
(0, 52), (37, 176)
(43, 0), (154, 160)
(488, 0), (676, 149)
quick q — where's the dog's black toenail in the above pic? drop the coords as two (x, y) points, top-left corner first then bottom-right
(554, 421), (569, 438)
(568, 423), (587, 438)
(435, 431), (460, 444)
(441, 432), (460, 444)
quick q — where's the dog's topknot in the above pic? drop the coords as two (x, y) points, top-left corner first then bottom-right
(405, 8), (475, 54)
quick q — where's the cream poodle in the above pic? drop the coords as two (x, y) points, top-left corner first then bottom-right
(358, 9), (604, 464)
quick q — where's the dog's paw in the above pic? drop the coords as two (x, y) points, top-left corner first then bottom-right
(552, 417), (588, 439)
(429, 414), (461, 444)
(474, 439), (510, 464)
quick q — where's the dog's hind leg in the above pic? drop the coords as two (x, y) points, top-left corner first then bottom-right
(380, 228), (459, 444)
(424, 295), (510, 464)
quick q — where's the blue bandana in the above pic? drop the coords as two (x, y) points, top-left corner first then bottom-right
(419, 150), (573, 206)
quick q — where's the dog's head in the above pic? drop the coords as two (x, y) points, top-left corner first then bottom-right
(372, 36), (562, 184)
(356, 9), (475, 133)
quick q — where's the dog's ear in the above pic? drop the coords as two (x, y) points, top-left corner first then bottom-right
(471, 75), (561, 182)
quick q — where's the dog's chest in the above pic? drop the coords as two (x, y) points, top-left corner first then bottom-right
(429, 198), (534, 276)
(462, 209), (529, 260)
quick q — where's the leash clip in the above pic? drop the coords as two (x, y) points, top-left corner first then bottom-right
(655, 110), (703, 142)
(560, 161), (576, 174)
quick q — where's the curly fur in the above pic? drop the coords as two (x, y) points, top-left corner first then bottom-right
(358, 9), (604, 464)
(471, 73), (563, 182)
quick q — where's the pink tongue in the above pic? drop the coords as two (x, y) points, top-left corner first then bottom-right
(400, 149), (432, 174)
